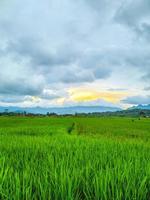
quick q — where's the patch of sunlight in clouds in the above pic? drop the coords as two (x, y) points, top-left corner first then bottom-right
(69, 87), (128, 103)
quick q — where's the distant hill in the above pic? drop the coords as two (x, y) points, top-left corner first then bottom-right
(90, 109), (150, 117)
(129, 104), (150, 110)
(0, 106), (121, 115)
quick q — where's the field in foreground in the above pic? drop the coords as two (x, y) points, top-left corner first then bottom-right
(0, 116), (150, 200)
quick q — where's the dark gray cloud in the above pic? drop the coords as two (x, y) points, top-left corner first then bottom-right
(1, 36), (112, 86)
(114, 0), (150, 41)
(144, 87), (150, 91)
(93, 67), (111, 79)
(0, 81), (43, 96)
(39, 91), (61, 100)
(142, 72), (150, 82)
(6, 38), (78, 68)
(122, 95), (150, 105)
(0, 96), (25, 103)
(61, 69), (94, 83)
(0, 58), (45, 96)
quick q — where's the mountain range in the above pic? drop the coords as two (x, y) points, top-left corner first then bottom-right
(0, 106), (122, 115)
(1, 104), (150, 115)
(128, 104), (150, 110)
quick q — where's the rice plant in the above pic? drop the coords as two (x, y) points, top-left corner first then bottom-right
(0, 116), (150, 200)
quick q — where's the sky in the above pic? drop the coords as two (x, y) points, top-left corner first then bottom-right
(0, 0), (150, 108)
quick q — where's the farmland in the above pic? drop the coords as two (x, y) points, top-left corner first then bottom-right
(0, 116), (150, 200)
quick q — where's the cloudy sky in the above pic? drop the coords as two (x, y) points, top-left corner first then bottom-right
(0, 0), (150, 108)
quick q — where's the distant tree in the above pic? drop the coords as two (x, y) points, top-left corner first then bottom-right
(47, 112), (50, 116)
(47, 112), (57, 117)
(139, 111), (146, 117)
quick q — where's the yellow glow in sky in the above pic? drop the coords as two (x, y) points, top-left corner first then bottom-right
(69, 88), (128, 103)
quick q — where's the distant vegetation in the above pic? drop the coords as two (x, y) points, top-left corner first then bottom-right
(1, 116), (150, 199)
(0, 108), (150, 118)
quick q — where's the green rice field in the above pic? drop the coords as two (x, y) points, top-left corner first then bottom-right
(0, 116), (150, 200)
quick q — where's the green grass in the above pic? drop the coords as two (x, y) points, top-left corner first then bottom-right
(0, 116), (150, 200)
